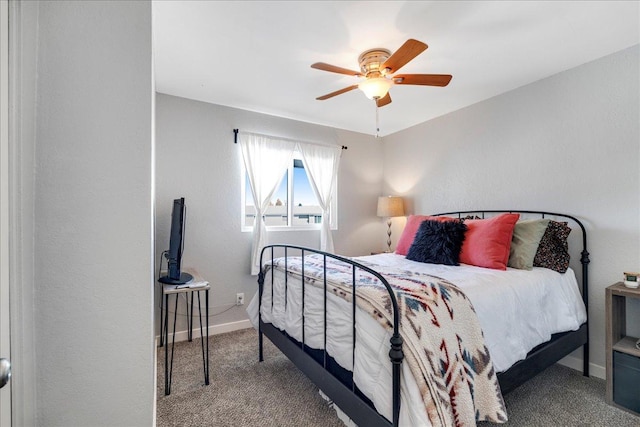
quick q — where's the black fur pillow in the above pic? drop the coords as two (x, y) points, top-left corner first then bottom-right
(406, 219), (468, 265)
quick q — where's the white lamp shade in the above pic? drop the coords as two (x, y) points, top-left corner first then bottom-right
(377, 196), (405, 217)
(358, 77), (392, 100)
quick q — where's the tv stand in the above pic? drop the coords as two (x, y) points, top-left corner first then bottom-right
(158, 272), (193, 285)
(159, 268), (209, 395)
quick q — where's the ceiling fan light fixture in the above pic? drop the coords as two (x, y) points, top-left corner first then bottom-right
(358, 77), (392, 100)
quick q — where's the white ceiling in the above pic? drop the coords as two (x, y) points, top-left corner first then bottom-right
(153, 1), (639, 137)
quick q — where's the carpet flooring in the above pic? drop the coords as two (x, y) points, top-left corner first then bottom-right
(156, 328), (640, 426)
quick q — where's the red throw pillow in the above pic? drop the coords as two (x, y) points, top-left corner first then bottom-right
(395, 215), (457, 255)
(459, 213), (520, 270)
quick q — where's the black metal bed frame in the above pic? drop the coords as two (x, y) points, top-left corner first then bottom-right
(257, 210), (590, 427)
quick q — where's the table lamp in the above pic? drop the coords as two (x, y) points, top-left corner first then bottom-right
(377, 196), (405, 252)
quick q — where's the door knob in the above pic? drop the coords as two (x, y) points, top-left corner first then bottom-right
(0, 358), (11, 389)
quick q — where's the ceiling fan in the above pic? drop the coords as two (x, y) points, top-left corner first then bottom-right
(311, 39), (452, 107)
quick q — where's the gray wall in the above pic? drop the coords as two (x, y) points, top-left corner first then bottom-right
(155, 94), (384, 334)
(382, 45), (640, 377)
(9, 1), (38, 425)
(31, 1), (155, 425)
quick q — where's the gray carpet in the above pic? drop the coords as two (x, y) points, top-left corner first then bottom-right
(157, 328), (640, 426)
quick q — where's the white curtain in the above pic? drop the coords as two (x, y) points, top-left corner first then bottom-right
(299, 143), (342, 253)
(239, 133), (296, 275)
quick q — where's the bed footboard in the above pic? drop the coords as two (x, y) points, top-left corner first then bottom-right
(257, 245), (403, 427)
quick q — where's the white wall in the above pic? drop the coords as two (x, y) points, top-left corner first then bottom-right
(155, 94), (384, 334)
(382, 45), (640, 377)
(31, 1), (155, 425)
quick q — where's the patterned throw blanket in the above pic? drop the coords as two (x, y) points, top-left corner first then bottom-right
(266, 255), (507, 426)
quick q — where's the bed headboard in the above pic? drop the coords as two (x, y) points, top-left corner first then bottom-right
(430, 210), (589, 307)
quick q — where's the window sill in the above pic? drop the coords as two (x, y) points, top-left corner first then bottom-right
(241, 225), (337, 233)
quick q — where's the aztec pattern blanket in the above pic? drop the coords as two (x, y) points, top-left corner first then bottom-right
(265, 255), (507, 426)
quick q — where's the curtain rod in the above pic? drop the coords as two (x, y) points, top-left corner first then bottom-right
(233, 129), (347, 150)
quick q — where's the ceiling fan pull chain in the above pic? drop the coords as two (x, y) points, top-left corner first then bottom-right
(375, 103), (380, 138)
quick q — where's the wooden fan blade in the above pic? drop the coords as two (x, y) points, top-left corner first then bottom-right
(393, 74), (452, 87)
(316, 85), (359, 100)
(311, 62), (362, 77)
(376, 93), (392, 107)
(381, 39), (428, 74)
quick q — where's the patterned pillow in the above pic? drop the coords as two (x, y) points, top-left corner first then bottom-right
(533, 221), (571, 273)
(406, 219), (468, 266)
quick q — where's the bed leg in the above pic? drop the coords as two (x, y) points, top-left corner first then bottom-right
(583, 342), (589, 377)
(258, 269), (265, 362)
(259, 326), (264, 362)
(390, 334), (404, 427)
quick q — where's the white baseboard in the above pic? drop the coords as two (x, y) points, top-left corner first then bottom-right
(558, 354), (605, 380)
(152, 336), (158, 426)
(210, 319), (253, 335)
(156, 319), (253, 344)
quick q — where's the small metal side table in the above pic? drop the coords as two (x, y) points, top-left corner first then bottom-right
(160, 268), (210, 395)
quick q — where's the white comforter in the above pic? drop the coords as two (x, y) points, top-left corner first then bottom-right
(247, 253), (587, 426)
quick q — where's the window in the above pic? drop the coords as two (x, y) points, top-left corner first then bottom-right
(242, 154), (337, 231)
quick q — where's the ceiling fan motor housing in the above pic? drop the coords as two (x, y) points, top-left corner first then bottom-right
(358, 48), (391, 77)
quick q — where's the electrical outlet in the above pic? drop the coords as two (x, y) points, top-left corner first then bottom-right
(236, 293), (244, 306)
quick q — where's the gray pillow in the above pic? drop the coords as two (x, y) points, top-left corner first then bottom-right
(508, 219), (550, 270)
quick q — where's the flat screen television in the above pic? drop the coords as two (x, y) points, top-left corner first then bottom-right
(158, 197), (193, 285)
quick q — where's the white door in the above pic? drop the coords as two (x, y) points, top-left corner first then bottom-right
(0, 0), (12, 426)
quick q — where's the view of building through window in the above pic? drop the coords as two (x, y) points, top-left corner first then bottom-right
(244, 158), (323, 227)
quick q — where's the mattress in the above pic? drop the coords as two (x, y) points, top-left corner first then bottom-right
(247, 252), (587, 425)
